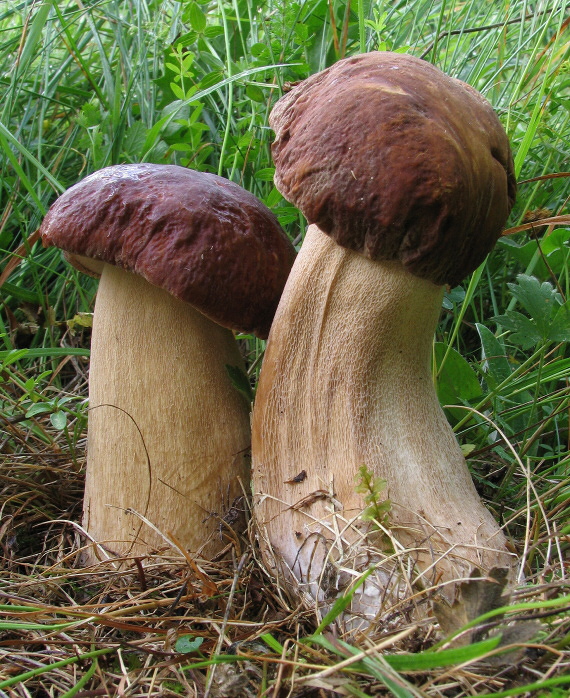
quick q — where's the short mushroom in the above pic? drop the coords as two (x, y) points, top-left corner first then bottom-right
(40, 163), (295, 561)
(251, 53), (518, 621)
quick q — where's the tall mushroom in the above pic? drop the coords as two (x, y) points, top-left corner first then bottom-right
(252, 53), (518, 622)
(40, 164), (295, 561)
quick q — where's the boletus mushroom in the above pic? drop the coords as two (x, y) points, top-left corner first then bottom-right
(40, 164), (295, 561)
(252, 52), (518, 623)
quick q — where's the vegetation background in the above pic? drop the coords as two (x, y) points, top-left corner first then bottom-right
(0, 0), (568, 695)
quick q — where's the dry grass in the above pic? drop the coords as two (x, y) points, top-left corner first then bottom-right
(1, 408), (569, 697)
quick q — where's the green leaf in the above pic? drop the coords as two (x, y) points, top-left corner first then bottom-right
(200, 71), (223, 90)
(170, 82), (186, 100)
(443, 285), (466, 310)
(204, 26), (224, 39)
(540, 226), (570, 255)
(246, 84), (265, 103)
(434, 343), (482, 412)
(387, 635), (502, 671)
(311, 566), (377, 635)
(123, 121), (148, 158)
(1, 349), (29, 368)
(264, 186), (283, 208)
(0, 280), (41, 304)
(25, 403), (52, 418)
(0, 348), (90, 360)
(16, 3), (51, 76)
(485, 676), (570, 698)
(549, 301), (570, 342)
(309, 632), (503, 675)
(225, 364), (253, 403)
(169, 143), (193, 152)
(494, 311), (544, 349)
(250, 43), (268, 58)
(476, 324), (511, 387)
(77, 102), (102, 129)
(175, 635), (204, 653)
(260, 633), (284, 653)
(255, 167), (276, 181)
(187, 2), (207, 33)
(0, 648), (113, 690)
(294, 22), (309, 43)
(50, 411), (68, 431)
(498, 228), (570, 278)
(508, 275), (562, 335)
(174, 31), (198, 48)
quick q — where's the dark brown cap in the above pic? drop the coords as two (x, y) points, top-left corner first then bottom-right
(40, 164), (296, 338)
(270, 52), (516, 286)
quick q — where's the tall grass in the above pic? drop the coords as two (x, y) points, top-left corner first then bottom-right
(0, 0), (569, 694)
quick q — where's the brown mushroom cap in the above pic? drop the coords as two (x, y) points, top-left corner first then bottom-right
(270, 52), (516, 286)
(40, 164), (296, 338)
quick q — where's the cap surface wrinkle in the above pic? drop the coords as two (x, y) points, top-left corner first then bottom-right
(270, 51), (516, 286)
(39, 163), (296, 338)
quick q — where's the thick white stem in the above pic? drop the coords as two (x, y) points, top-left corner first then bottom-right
(83, 264), (251, 561)
(252, 225), (514, 616)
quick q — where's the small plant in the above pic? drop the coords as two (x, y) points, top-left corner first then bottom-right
(364, 9), (389, 51)
(355, 464), (391, 526)
(494, 273), (570, 349)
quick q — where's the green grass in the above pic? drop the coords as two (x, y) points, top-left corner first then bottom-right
(0, 0), (569, 695)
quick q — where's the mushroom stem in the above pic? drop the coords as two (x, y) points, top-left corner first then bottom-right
(84, 264), (251, 561)
(252, 225), (514, 614)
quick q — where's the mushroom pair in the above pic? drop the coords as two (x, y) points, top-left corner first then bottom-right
(40, 164), (295, 561)
(252, 52), (518, 622)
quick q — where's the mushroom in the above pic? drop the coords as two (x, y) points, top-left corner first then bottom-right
(40, 163), (295, 561)
(251, 53), (518, 621)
